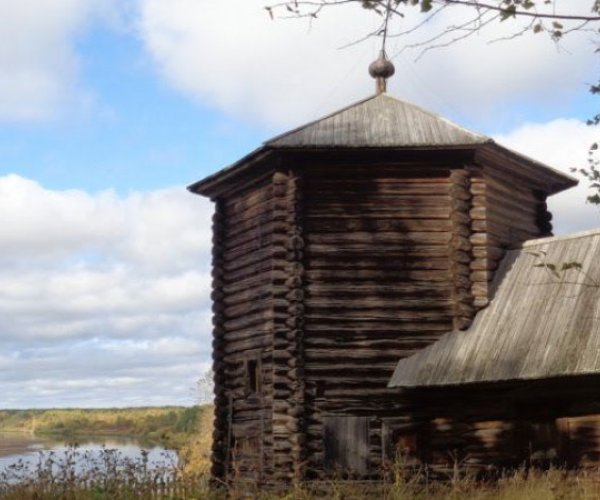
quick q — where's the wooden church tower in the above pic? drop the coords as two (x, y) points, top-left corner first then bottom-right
(188, 54), (575, 485)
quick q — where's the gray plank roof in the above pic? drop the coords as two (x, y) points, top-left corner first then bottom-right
(389, 229), (600, 388)
(188, 92), (576, 197)
(266, 93), (489, 148)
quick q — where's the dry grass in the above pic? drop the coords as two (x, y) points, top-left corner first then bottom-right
(3, 409), (600, 499)
(3, 460), (600, 500)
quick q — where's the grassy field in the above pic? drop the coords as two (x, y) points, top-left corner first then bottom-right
(0, 405), (212, 450)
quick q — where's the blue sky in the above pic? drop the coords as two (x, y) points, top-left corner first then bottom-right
(0, 0), (598, 408)
(0, 16), (265, 194)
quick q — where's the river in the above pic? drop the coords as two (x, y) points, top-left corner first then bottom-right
(0, 431), (177, 477)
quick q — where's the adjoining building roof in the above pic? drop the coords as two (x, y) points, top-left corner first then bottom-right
(266, 93), (489, 148)
(389, 229), (600, 389)
(188, 93), (576, 198)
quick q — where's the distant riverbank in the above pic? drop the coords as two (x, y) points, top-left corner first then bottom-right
(0, 406), (212, 450)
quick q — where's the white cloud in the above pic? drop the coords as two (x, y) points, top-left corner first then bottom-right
(137, 0), (596, 129)
(0, 175), (212, 271)
(0, 0), (121, 121)
(494, 119), (600, 234)
(0, 175), (213, 407)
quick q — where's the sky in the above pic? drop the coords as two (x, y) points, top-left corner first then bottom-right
(0, 0), (598, 409)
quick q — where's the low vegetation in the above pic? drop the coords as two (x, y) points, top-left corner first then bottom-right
(3, 457), (600, 500)
(3, 408), (600, 498)
(0, 405), (211, 450)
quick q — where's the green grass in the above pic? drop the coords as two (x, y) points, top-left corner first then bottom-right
(0, 406), (212, 450)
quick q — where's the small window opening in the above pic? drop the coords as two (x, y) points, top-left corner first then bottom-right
(246, 359), (261, 395)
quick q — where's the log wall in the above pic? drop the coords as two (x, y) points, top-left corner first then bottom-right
(208, 153), (562, 484)
(211, 178), (275, 484)
(388, 386), (600, 474)
(471, 166), (553, 306)
(300, 163), (466, 478)
(271, 170), (307, 483)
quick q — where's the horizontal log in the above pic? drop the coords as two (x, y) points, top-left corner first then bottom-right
(223, 335), (271, 355)
(303, 322), (452, 335)
(223, 190), (274, 219)
(221, 283), (272, 306)
(303, 180), (450, 195)
(221, 236), (279, 262)
(304, 166), (451, 179)
(305, 282), (453, 296)
(305, 245), (451, 258)
(305, 197), (451, 211)
(305, 269), (452, 282)
(304, 342), (437, 359)
(221, 324), (272, 342)
(485, 211), (541, 236)
(223, 298), (279, 321)
(225, 202), (273, 227)
(472, 192), (539, 218)
(305, 298), (453, 310)
(222, 227), (275, 253)
(484, 174), (538, 200)
(221, 247), (272, 271)
(304, 218), (454, 234)
(223, 311), (278, 332)
(304, 361), (399, 372)
(305, 310), (453, 321)
(222, 259), (272, 283)
(221, 272), (271, 297)
(224, 186), (273, 215)
(225, 211), (273, 239)
(305, 257), (451, 271)
(307, 231), (452, 246)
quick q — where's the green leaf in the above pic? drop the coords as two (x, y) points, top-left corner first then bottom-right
(500, 4), (517, 20)
(421, 0), (433, 12)
(561, 262), (583, 271)
(587, 194), (600, 205)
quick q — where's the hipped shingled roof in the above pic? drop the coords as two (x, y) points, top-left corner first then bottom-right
(389, 230), (600, 389)
(188, 93), (576, 197)
(266, 93), (487, 148)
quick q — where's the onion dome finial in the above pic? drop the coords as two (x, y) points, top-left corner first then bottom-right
(368, 50), (395, 94)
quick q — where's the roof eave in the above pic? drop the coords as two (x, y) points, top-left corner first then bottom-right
(187, 146), (274, 199)
(186, 144), (485, 199)
(389, 369), (600, 391)
(187, 141), (577, 199)
(478, 141), (578, 196)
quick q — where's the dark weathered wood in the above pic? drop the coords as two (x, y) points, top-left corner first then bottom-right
(200, 143), (569, 486)
(210, 201), (228, 481)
